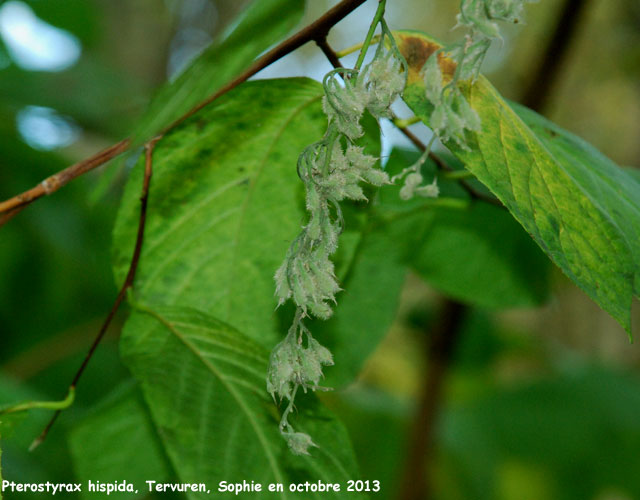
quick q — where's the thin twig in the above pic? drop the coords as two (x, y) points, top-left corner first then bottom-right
(30, 138), (159, 450)
(521, 0), (589, 112)
(157, 0), (368, 135)
(316, 37), (343, 69)
(0, 0), (369, 224)
(398, 299), (467, 500)
(0, 139), (131, 218)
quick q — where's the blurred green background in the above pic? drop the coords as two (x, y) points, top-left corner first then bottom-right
(1, 0), (639, 499)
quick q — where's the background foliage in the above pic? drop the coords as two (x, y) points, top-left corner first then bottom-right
(1, 0), (639, 499)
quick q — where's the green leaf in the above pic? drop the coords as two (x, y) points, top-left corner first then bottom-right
(120, 304), (364, 499)
(375, 148), (549, 308)
(395, 31), (639, 333)
(410, 202), (549, 308)
(69, 385), (172, 500)
(510, 102), (640, 298)
(115, 78), (400, 389)
(113, 78), (326, 348)
(133, 0), (305, 142)
(316, 226), (407, 386)
(442, 368), (640, 500)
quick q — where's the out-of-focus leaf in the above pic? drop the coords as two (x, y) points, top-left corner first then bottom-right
(69, 385), (171, 500)
(624, 167), (640, 184)
(410, 202), (549, 308)
(133, 0), (305, 142)
(121, 304), (365, 500)
(0, 62), (148, 136)
(396, 30), (639, 333)
(375, 148), (549, 309)
(21, 0), (98, 44)
(328, 388), (409, 500)
(316, 227), (407, 387)
(442, 368), (640, 500)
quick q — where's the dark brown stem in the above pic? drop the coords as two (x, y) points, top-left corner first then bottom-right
(157, 0), (368, 135)
(31, 139), (159, 450)
(521, 0), (590, 112)
(0, 0), (368, 225)
(316, 37), (344, 69)
(398, 299), (467, 500)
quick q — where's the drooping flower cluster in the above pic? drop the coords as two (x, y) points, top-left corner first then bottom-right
(268, 31), (407, 455)
(274, 141), (389, 321)
(423, 0), (536, 149)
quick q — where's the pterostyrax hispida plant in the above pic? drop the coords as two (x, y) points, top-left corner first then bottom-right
(268, 0), (536, 455)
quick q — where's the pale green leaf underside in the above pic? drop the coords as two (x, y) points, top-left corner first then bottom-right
(121, 304), (364, 500)
(395, 31), (638, 333)
(133, 0), (305, 143)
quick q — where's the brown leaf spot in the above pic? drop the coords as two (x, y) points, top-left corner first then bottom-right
(396, 33), (457, 85)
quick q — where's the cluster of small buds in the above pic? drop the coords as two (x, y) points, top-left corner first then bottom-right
(423, 51), (481, 150)
(457, 0), (535, 37)
(266, 315), (334, 455)
(322, 50), (405, 141)
(392, 138), (441, 201)
(423, 0), (535, 149)
(275, 48), (404, 322)
(282, 431), (317, 456)
(274, 141), (390, 320)
(267, 325), (334, 402)
(269, 36), (407, 454)
(399, 172), (439, 200)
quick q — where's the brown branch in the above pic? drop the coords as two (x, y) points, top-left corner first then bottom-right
(404, 130), (504, 207)
(0, 139), (131, 216)
(521, 0), (590, 112)
(316, 37), (344, 69)
(0, 0), (369, 225)
(157, 0), (368, 135)
(30, 139), (159, 450)
(398, 299), (467, 500)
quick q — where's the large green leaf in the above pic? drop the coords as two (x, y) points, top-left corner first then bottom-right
(114, 78), (326, 348)
(114, 78), (403, 387)
(133, 0), (305, 142)
(69, 385), (172, 500)
(395, 30), (639, 333)
(121, 304), (365, 500)
(511, 102), (640, 297)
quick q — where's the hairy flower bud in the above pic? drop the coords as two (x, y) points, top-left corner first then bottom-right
(266, 331), (334, 402)
(283, 431), (317, 456)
